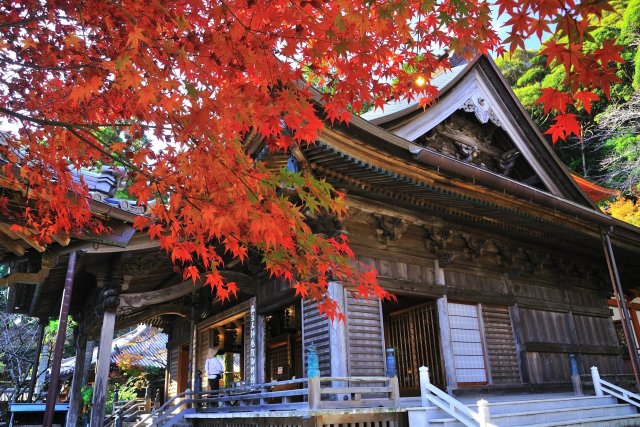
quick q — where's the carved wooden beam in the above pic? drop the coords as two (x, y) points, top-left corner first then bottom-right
(116, 304), (191, 330)
(119, 280), (200, 309)
(0, 254), (58, 287)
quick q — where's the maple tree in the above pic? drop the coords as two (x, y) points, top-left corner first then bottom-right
(0, 0), (624, 318)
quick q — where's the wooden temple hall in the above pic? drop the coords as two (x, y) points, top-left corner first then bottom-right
(3, 54), (640, 427)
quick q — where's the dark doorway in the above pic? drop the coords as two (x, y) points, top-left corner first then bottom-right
(384, 298), (445, 395)
(265, 303), (302, 382)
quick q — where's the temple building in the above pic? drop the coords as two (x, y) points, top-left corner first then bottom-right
(3, 54), (640, 426)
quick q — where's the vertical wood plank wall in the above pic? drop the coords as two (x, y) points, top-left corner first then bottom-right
(197, 328), (210, 391)
(481, 305), (521, 384)
(166, 320), (193, 398)
(344, 291), (386, 377)
(302, 299), (331, 376)
(167, 347), (179, 398)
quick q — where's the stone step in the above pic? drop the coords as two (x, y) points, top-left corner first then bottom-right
(424, 395), (619, 419)
(488, 403), (637, 426)
(413, 397), (639, 427)
(470, 395), (619, 415)
(429, 405), (640, 427)
(526, 413), (640, 427)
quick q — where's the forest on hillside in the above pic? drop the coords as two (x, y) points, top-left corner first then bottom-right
(496, 0), (640, 225)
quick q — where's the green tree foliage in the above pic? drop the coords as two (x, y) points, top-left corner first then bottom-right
(498, 0), (640, 187)
(621, 0), (640, 89)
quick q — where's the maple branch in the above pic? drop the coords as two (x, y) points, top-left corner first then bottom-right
(0, 17), (43, 29)
(0, 54), (92, 72)
(0, 106), (166, 130)
(0, 106), (153, 178)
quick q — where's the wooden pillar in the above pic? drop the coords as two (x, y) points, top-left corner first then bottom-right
(189, 309), (198, 391)
(66, 329), (88, 427)
(82, 340), (96, 388)
(255, 307), (266, 384)
(44, 251), (77, 427)
(434, 259), (457, 392)
(90, 288), (119, 427)
(509, 304), (527, 384)
(437, 295), (457, 394)
(328, 282), (348, 378)
(26, 320), (46, 402)
(244, 298), (263, 385)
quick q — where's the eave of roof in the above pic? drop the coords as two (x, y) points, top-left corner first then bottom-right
(355, 55), (597, 210)
(317, 109), (640, 255)
(571, 173), (619, 203)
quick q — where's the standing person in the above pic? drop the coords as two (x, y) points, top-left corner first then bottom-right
(205, 347), (224, 391)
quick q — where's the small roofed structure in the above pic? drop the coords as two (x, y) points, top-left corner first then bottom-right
(59, 324), (167, 377)
(571, 173), (619, 203)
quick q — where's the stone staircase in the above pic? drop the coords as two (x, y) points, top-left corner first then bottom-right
(418, 395), (640, 426)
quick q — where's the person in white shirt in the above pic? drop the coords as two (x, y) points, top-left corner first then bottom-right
(205, 347), (224, 390)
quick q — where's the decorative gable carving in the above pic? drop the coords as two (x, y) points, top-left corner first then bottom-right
(460, 95), (501, 127)
(416, 114), (522, 177)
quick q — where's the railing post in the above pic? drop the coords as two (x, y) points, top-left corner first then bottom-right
(570, 354), (583, 396)
(477, 399), (490, 427)
(185, 388), (192, 409)
(144, 383), (152, 413)
(114, 409), (123, 427)
(419, 366), (431, 408)
(308, 377), (320, 410)
(591, 366), (603, 396)
(112, 388), (119, 415)
(194, 370), (203, 408)
(153, 388), (161, 409)
(307, 344), (320, 410)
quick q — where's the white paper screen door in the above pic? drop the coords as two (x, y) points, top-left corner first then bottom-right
(448, 302), (487, 385)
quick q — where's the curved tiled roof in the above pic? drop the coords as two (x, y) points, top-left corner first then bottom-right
(59, 325), (167, 376)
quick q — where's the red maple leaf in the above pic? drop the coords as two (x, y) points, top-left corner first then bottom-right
(574, 90), (600, 114)
(535, 88), (572, 115)
(545, 113), (581, 143)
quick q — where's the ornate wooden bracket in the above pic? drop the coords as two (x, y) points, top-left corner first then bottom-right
(437, 253), (457, 268)
(306, 211), (345, 237)
(372, 213), (408, 245)
(461, 233), (485, 261)
(423, 224), (452, 254)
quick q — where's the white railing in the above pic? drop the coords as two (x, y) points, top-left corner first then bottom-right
(591, 366), (640, 408)
(132, 376), (400, 427)
(419, 366), (495, 427)
(104, 398), (147, 427)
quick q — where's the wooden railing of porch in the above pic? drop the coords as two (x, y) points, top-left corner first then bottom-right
(133, 376), (400, 427)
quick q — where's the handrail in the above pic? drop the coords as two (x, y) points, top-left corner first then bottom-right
(591, 366), (640, 409)
(105, 398), (148, 427)
(423, 380), (483, 427)
(132, 376), (400, 427)
(419, 367), (494, 427)
(132, 390), (193, 427)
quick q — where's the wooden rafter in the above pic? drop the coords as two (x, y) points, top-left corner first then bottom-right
(0, 223), (46, 252)
(51, 234), (71, 246)
(0, 229), (25, 256)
